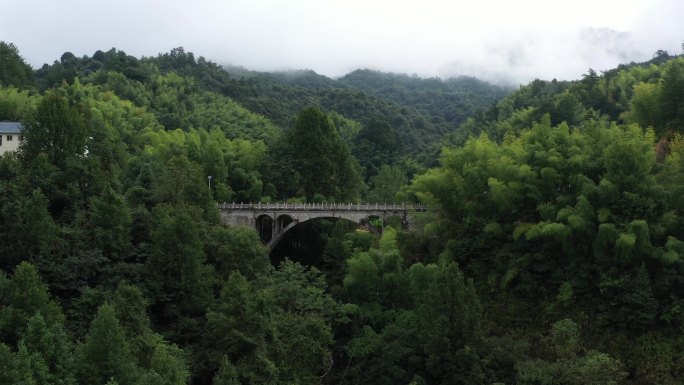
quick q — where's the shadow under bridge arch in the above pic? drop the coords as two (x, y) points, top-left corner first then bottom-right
(255, 214), (274, 243)
(266, 208), (409, 252)
(269, 215), (363, 267)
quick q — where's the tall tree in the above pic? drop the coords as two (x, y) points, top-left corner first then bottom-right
(20, 312), (76, 385)
(366, 164), (408, 203)
(0, 42), (34, 89)
(144, 204), (214, 335)
(76, 304), (138, 385)
(659, 59), (684, 130)
(0, 262), (64, 346)
(276, 106), (363, 201)
(630, 82), (662, 132)
(416, 261), (485, 384)
(20, 90), (88, 166)
(353, 117), (402, 179)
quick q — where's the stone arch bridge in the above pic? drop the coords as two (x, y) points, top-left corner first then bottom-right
(219, 202), (428, 250)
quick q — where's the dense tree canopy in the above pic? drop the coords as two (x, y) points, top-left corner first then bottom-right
(2, 42), (684, 385)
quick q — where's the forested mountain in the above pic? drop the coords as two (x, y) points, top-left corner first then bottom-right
(339, 69), (507, 125)
(2, 40), (684, 385)
(220, 66), (508, 155)
(29, 47), (507, 155)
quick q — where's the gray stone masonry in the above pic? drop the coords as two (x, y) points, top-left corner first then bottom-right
(219, 202), (428, 250)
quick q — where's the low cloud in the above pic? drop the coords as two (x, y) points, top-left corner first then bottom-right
(1, 0), (681, 85)
(437, 27), (666, 85)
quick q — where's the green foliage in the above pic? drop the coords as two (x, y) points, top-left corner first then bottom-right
(353, 118), (402, 179)
(344, 228), (409, 306)
(0, 186), (57, 270)
(342, 240), (489, 385)
(0, 343), (20, 384)
(0, 263), (63, 345)
(517, 320), (627, 385)
(21, 312), (76, 385)
(76, 297), (191, 385)
(224, 68), (507, 155)
(21, 90), (88, 166)
(0, 42), (34, 89)
(134, 334), (189, 385)
(0, 86), (35, 120)
(367, 164), (408, 203)
(410, 53), (684, 385)
(417, 261), (485, 383)
(110, 284), (150, 338)
(88, 184), (131, 260)
(205, 225), (269, 279)
(631, 82), (662, 130)
(4, 43), (684, 385)
(212, 357), (240, 385)
(145, 204), (214, 324)
(274, 106), (364, 201)
(658, 58), (684, 131)
(76, 304), (138, 385)
(563, 351), (628, 385)
(624, 332), (684, 384)
(204, 263), (335, 384)
(551, 318), (579, 359)
(152, 154), (210, 206)
(339, 70), (507, 127)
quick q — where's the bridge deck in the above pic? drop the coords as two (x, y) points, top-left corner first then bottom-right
(219, 202), (428, 212)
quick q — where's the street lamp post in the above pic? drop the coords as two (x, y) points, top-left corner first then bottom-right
(207, 175), (212, 190)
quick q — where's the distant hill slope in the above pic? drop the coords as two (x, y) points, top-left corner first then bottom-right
(445, 51), (684, 146)
(338, 69), (509, 125)
(32, 47), (510, 153)
(34, 48), (279, 141)
(220, 67), (509, 153)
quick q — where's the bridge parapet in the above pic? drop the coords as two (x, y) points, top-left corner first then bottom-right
(219, 202), (428, 212)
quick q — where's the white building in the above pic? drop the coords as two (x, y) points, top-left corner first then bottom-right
(0, 122), (22, 155)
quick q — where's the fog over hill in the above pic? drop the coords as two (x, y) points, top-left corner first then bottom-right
(2, 0), (681, 85)
(439, 27), (657, 85)
(218, 24), (668, 86)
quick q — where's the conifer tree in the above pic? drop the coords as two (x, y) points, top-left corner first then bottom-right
(76, 304), (138, 385)
(279, 106), (363, 201)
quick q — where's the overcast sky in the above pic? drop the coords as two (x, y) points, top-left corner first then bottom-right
(2, 0), (682, 84)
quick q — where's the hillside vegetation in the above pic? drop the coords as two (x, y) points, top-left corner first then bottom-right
(1, 40), (684, 384)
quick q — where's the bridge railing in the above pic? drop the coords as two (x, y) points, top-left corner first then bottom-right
(219, 202), (428, 212)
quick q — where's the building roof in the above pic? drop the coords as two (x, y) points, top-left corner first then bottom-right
(0, 122), (21, 134)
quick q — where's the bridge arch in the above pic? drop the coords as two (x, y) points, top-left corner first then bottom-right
(276, 214), (294, 232)
(267, 215), (363, 251)
(255, 214), (274, 243)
